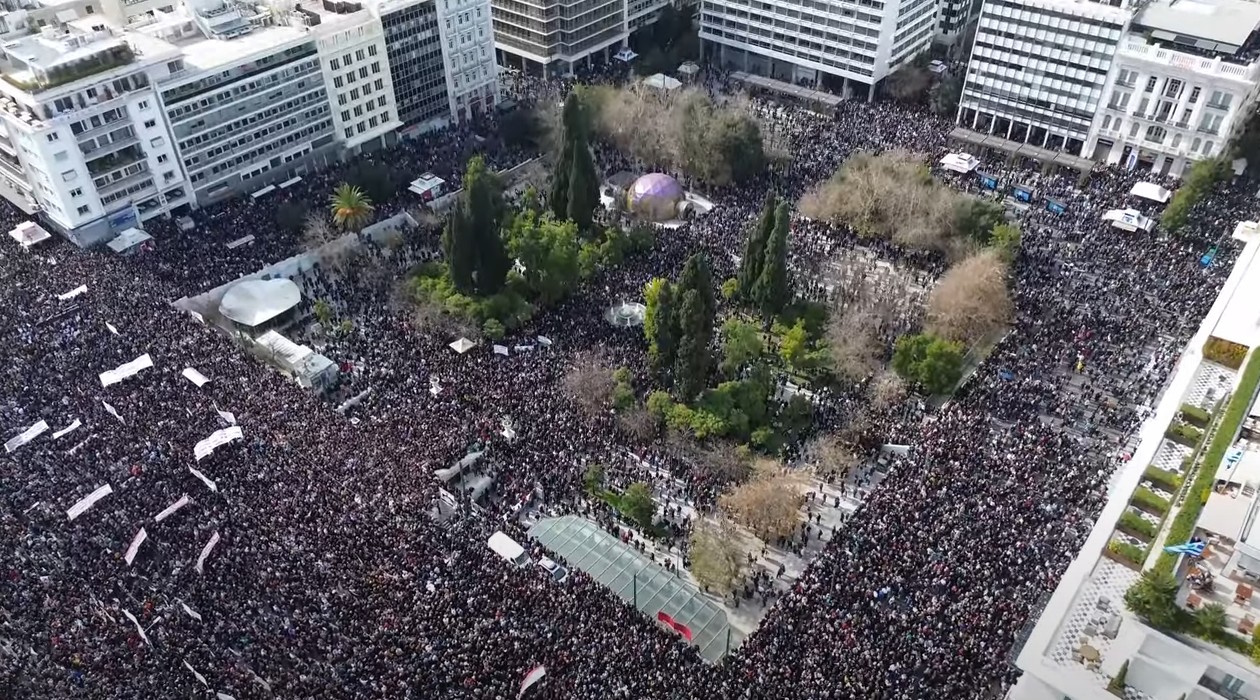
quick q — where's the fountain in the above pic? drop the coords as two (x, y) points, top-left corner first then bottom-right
(604, 301), (647, 328)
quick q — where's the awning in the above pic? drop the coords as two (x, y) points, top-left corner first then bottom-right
(106, 227), (153, 253)
(279, 176), (303, 189)
(614, 47), (637, 62)
(250, 185), (276, 200)
(939, 152), (979, 174)
(9, 221), (51, 249)
(219, 278), (302, 327)
(450, 337), (476, 354)
(1130, 182), (1172, 203)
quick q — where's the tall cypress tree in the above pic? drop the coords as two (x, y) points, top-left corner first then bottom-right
(673, 289), (706, 402)
(677, 253), (715, 328)
(464, 156), (509, 295)
(567, 136), (598, 232)
(442, 203), (475, 293)
(551, 94), (584, 221)
(752, 202), (791, 322)
(649, 281), (678, 385)
(739, 191), (775, 295)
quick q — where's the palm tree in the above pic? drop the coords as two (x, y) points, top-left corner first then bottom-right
(329, 183), (374, 232)
(1195, 603), (1229, 641)
(1124, 568), (1180, 628)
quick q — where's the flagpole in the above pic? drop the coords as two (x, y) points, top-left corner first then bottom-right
(633, 571), (638, 607)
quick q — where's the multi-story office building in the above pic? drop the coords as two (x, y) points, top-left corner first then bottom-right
(0, 10), (192, 245)
(699, 0), (939, 99)
(1083, 0), (1260, 177)
(492, 0), (669, 77)
(371, 0), (452, 132)
(133, 4), (339, 205)
(937, 0), (980, 43)
(956, 0), (1129, 157)
(306, 0), (403, 153)
(435, 0), (498, 119)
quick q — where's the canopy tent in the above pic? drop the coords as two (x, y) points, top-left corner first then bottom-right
(9, 221), (51, 249)
(409, 172), (447, 201)
(1130, 182), (1172, 203)
(1102, 208), (1155, 232)
(939, 152), (980, 174)
(643, 73), (682, 91)
(449, 337), (476, 354)
(106, 227), (153, 255)
(219, 279), (302, 327)
(613, 47), (637, 62)
(677, 61), (700, 77)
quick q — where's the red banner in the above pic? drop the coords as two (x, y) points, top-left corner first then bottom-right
(656, 611), (693, 641)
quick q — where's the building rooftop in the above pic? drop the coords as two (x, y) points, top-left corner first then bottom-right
(1136, 0), (1260, 55)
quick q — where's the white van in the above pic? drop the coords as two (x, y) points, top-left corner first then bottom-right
(488, 531), (531, 567)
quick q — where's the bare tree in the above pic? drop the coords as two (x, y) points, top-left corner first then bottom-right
(618, 406), (659, 442)
(826, 309), (884, 381)
(303, 213), (337, 250)
(689, 516), (749, 595)
(719, 462), (805, 542)
(562, 351), (616, 417)
(804, 434), (860, 480)
(868, 370), (908, 412)
(926, 249), (1013, 346)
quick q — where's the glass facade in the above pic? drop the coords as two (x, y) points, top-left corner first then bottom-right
(381, 0), (452, 126)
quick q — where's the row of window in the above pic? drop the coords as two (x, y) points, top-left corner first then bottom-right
(190, 120), (332, 184)
(328, 43), (381, 72)
(178, 88), (327, 154)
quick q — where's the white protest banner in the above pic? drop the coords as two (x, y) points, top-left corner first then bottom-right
(154, 494), (190, 522)
(105, 322), (119, 335)
(52, 418), (81, 439)
(182, 368), (210, 387)
(215, 408), (236, 425)
(196, 531), (221, 574)
(513, 345), (535, 353)
(56, 284), (88, 300)
(122, 609), (150, 646)
(99, 353), (153, 387)
(124, 528), (147, 566)
(102, 401), (124, 424)
(5, 420), (48, 453)
(536, 335), (552, 347)
(184, 660), (209, 687)
(180, 602), (202, 622)
(66, 483), (113, 521)
(194, 425), (242, 461)
(493, 344), (509, 356)
(519, 665), (546, 698)
(188, 467), (218, 493)
(216, 694), (236, 700)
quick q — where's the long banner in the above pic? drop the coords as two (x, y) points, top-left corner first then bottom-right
(99, 354), (153, 387)
(196, 531), (220, 574)
(5, 420), (48, 453)
(66, 484), (113, 521)
(194, 426), (242, 461)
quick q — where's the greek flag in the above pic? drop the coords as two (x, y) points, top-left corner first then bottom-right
(1164, 541), (1206, 557)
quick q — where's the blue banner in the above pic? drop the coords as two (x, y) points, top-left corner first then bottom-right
(1046, 200), (1066, 214)
(980, 175), (997, 190)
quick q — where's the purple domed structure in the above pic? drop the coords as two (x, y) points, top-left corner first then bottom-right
(627, 173), (685, 221)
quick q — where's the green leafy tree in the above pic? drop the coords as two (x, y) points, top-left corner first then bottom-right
(779, 319), (809, 370)
(677, 253), (716, 324)
(313, 299), (334, 326)
(739, 191), (776, 297)
(1162, 156), (1230, 233)
(646, 390), (674, 417)
(752, 203), (791, 322)
(989, 222), (1022, 261)
(463, 156), (510, 295)
(482, 318), (505, 340)
(583, 462), (606, 494)
(720, 318), (763, 376)
(329, 183), (375, 232)
(892, 333), (965, 395)
(619, 482), (656, 528)
(673, 289), (708, 402)
(507, 213), (580, 304)
(1195, 603), (1229, 642)
(1123, 568), (1180, 629)
(442, 204), (476, 293)
(521, 184), (541, 214)
(954, 198), (1005, 246)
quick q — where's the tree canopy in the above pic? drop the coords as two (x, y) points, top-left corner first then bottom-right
(329, 183), (375, 232)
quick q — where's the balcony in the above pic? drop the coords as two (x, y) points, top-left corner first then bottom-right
(87, 144), (145, 178)
(81, 127), (139, 160)
(95, 167), (151, 198)
(1207, 101), (1233, 112)
(1198, 127), (1221, 136)
(72, 109), (128, 142)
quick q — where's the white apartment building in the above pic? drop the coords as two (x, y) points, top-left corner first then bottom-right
(0, 11), (192, 245)
(957, 0), (1129, 156)
(1083, 0), (1260, 177)
(434, 0), (498, 120)
(699, 0), (939, 99)
(1007, 222), (1260, 700)
(309, 0), (403, 152)
(492, 0), (670, 76)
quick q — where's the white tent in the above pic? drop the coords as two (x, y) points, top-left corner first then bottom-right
(106, 227), (153, 254)
(409, 172), (446, 200)
(219, 279), (301, 327)
(1130, 182), (1172, 203)
(9, 221), (51, 249)
(939, 153), (980, 174)
(644, 73), (682, 91)
(613, 47), (638, 62)
(678, 61), (700, 77)
(449, 337), (476, 354)
(1102, 208), (1155, 232)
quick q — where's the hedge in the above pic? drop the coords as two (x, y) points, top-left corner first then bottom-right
(1144, 465), (1184, 492)
(1133, 486), (1172, 515)
(1109, 539), (1147, 567)
(1157, 350), (1260, 574)
(1165, 422), (1204, 448)
(1119, 510), (1158, 540)
(1204, 336), (1249, 370)
(1179, 403), (1212, 429)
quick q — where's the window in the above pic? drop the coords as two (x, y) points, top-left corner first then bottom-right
(376, 95), (386, 108)
(85, 4), (93, 13)
(368, 44), (377, 56)
(1191, 137), (1202, 152)
(150, 137), (165, 148)
(359, 67), (368, 79)
(69, 187), (82, 197)
(144, 119), (156, 128)
(1101, 115), (1112, 130)
(1209, 91), (1233, 109)
(138, 100), (150, 110)
(371, 62), (380, 74)
(351, 88), (360, 100)
(334, 76), (344, 88)
(369, 115), (378, 128)
(1200, 112), (1223, 134)
(1204, 141), (1214, 156)
(1189, 87), (1201, 103)
(1145, 76), (1157, 92)
(1145, 125), (1166, 143)
(164, 170), (176, 182)
(355, 49), (365, 61)
(342, 110), (351, 122)
(157, 154), (168, 164)
(61, 169), (77, 182)
(344, 127), (354, 138)
(354, 105), (363, 117)
(54, 151), (68, 162)
(77, 205), (90, 215)
(47, 133), (60, 142)
(374, 78), (383, 90)
(343, 53), (353, 66)
(1164, 79), (1181, 99)
(338, 94), (347, 106)
(1171, 134), (1181, 148)
(331, 58), (340, 70)
(356, 122), (365, 134)
(1128, 122), (1139, 138)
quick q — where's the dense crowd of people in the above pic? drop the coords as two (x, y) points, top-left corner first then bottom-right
(0, 64), (1253, 700)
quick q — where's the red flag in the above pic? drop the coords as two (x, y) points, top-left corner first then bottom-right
(656, 611), (693, 641)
